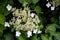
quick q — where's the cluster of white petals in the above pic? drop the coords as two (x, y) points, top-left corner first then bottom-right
(4, 22), (10, 27)
(46, 2), (55, 10)
(8, 3), (41, 38)
(16, 31), (21, 37)
(46, 2), (51, 8)
(33, 29), (37, 34)
(27, 31), (32, 38)
(9, 6), (40, 31)
(6, 4), (12, 11)
(51, 6), (55, 10)
(33, 29), (42, 34)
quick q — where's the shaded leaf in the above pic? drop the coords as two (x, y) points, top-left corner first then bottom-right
(4, 8), (10, 16)
(45, 24), (58, 35)
(18, 31), (27, 40)
(31, 35), (38, 40)
(18, 36), (25, 40)
(41, 35), (48, 40)
(0, 6), (10, 16)
(0, 0), (7, 6)
(54, 32), (60, 40)
(34, 6), (41, 14)
(7, 0), (14, 6)
(0, 14), (6, 25)
(51, 17), (57, 23)
(18, 0), (25, 4)
(38, 23), (44, 29)
(0, 25), (5, 37)
(0, 25), (6, 32)
(49, 36), (52, 40)
(32, 0), (39, 4)
(4, 33), (14, 40)
(25, 0), (32, 3)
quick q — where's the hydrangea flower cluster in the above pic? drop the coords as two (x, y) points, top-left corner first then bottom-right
(9, 6), (40, 31)
(8, 3), (42, 37)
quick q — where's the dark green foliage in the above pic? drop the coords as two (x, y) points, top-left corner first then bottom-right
(0, 0), (60, 40)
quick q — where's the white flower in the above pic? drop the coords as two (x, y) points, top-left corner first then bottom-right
(27, 31), (32, 38)
(46, 2), (51, 8)
(6, 4), (12, 11)
(37, 30), (42, 34)
(4, 22), (10, 27)
(33, 29), (37, 34)
(51, 6), (55, 10)
(30, 13), (35, 18)
(16, 31), (21, 37)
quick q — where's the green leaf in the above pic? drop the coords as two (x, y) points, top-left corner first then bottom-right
(18, 0), (39, 4)
(41, 34), (52, 40)
(31, 35), (38, 40)
(18, 0), (32, 4)
(45, 24), (58, 35)
(0, 0), (14, 6)
(0, 25), (5, 32)
(18, 31), (27, 40)
(0, 6), (10, 16)
(0, 0), (7, 6)
(32, 0), (39, 4)
(18, 36), (25, 40)
(51, 17), (57, 23)
(34, 6), (41, 14)
(0, 14), (6, 25)
(18, 0), (25, 4)
(7, 0), (14, 6)
(25, 0), (32, 3)
(49, 36), (52, 40)
(38, 23), (44, 29)
(30, 4), (35, 9)
(11, 28), (15, 32)
(0, 32), (3, 37)
(3, 8), (10, 16)
(0, 6), (5, 14)
(0, 25), (5, 37)
(54, 32), (60, 40)
(4, 33), (14, 40)
(41, 35), (48, 40)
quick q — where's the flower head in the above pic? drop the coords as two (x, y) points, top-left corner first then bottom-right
(4, 22), (10, 27)
(16, 31), (21, 37)
(46, 2), (51, 8)
(9, 6), (40, 31)
(6, 4), (12, 11)
(37, 30), (42, 34)
(33, 29), (37, 34)
(51, 6), (55, 10)
(27, 31), (32, 38)
(30, 13), (35, 18)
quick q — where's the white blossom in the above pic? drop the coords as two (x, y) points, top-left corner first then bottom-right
(33, 29), (37, 34)
(51, 6), (55, 10)
(30, 13), (35, 18)
(6, 4), (12, 11)
(27, 31), (32, 38)
(4, 22), (10, 27)
(46, 2), (51, 8)
(16, 31), (21, 37)
(37, 30), (42, 34)
(9, 6), (40, 31)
